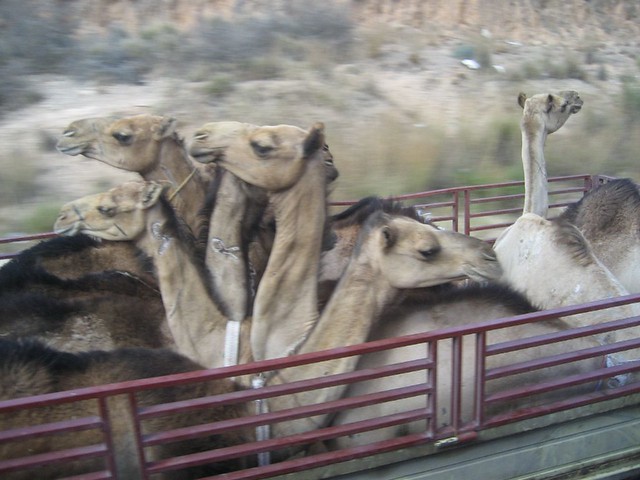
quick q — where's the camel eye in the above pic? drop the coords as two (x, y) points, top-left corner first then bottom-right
(113, 132), (133, 145)
(251, 141), (274, 157)
(419, 246), (440, 260)
(97, 206), (116, 217)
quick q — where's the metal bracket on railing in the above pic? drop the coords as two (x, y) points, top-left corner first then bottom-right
(434, 436), (460, 448)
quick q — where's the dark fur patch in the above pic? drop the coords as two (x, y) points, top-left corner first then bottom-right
(550, 218), (595, 267)
(330, 196), (422, 229)
(0, 338), (90, 375)
(559, 178), (640, 234)
(392, 282), (537, 315)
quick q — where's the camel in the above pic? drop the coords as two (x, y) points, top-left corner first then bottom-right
(0, 287), (170, 352)
(0, 236), (171, 352)
(198, 120), (630, 455)
(0, 234), (156, 284)
(558, 179), (640, 293)
(514, 90), (640, 293)
(57, 114), (209, 234)
(493, 91), (640, 368)
(52, 179), (501, 374)
(0, 338), (251, 479)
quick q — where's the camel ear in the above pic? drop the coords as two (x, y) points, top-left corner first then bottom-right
(545, 94), (554, 113)
(303, 122), (325, 158)
(139, 181), (167, 209)
(517, 92), (527, 109)
(153, 117), (178, 140)
(380, 224), (398, 250)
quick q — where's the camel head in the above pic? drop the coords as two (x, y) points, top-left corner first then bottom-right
(189, 122), (339, 190)
(54, 181), (169, 241)
(518, 90), (583, 135)
(57, 115), (180, 173)
(56, 116), (118, 157)
(355, 212), (503, 288)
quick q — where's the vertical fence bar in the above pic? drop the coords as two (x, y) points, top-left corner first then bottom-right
(97, 396), (118, 479)
(428, 339), (438, 438)
(127, 392), (150, 480)
(473, 332), (487, 429)
(463, 190), (471, 236)
(452, 191), (460, 233)
(450, 336), (463, 431)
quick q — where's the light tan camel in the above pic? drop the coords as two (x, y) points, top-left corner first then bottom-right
(0, 338), (251, 479)
(494, 92), (640, 367)
(515, 91), (640, 293)
(54, 181), (242, 370)
(57, 114), (209, 233)
(52, 179), (501, 375)
(199, 120), (628, 453)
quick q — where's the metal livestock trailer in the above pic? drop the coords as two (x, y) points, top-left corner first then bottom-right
(1, 174), (640, 479)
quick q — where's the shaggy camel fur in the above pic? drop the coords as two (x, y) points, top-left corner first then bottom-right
(0, 237), (170, 351)
(0, 338), (252, 479)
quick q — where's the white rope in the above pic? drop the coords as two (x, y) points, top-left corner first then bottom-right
(223, 320), (241, 368)
(252, 375), (271, 466)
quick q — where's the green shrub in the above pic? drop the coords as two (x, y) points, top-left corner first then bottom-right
(621, 80), (640, 124)
(0, 152), (39, 207)
(203, 76), (236, 98)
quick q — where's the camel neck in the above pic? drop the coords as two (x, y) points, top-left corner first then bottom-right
(250, 160), (326, 362)
(144, 140), (206, 234)
(268, 248), (396, 438)
(137, 206), (228, 368)
(205, 171), (252, 325)
(521, 124), (549, 218)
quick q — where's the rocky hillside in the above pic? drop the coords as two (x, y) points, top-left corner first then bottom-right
(55, 0), (640, 45)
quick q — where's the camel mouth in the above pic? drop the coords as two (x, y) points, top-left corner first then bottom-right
(53, 224), (79, 236)
(56, 144), (86, 156)
(464, 262), (503, 283)
(189, 147), (225, 164)
(570, 104), (582, 114)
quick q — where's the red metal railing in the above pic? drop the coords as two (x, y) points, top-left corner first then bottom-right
(1, 174), (604, 261)
(1, 294), (640, 479)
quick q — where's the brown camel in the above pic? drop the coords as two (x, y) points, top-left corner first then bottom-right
(197, 120), (625, 454)
(514, 90), (640, 293)
(0, 236), (170, 351)
(0, 338), (251, 479)
(559, 178), (640, 292)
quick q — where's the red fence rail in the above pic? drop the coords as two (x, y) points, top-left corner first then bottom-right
(1, 294), (640, 479)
